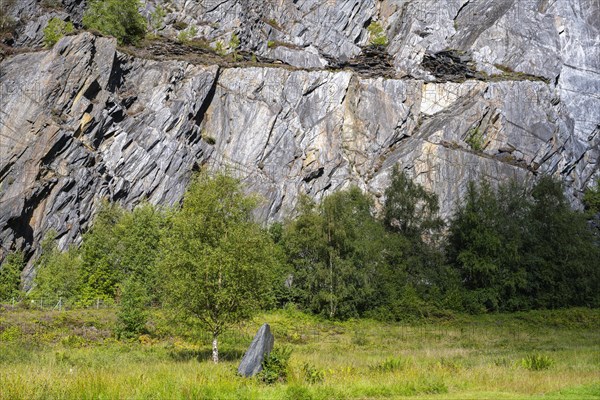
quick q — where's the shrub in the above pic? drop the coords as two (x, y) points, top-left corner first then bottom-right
(229, 33), (241, 60)
(0, 250), (23, 300)
(229, 33), (240, 50)
(302, 362), (324, 384)
(215, 40), (225, 56)
(115, 278), (148, 340)
(583, 178), (600, 214)
(466, 127), (485, 151)
(82, 0), (146, 45)
(34, 232), (82, 302)
(367, 22), (388, 46)
(521, 353), (554, 371)
(0, 325), (21, 342)
(372, 357), (407, 372)
(259, 346), (292, 384)
(43, 17), (74, 47)
(177, 26), (197, 43)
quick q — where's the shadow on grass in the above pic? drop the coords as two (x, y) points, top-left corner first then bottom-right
(168, 347), (245, 363)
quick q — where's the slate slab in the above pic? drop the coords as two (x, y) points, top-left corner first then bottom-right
(238, 323), (274, 377)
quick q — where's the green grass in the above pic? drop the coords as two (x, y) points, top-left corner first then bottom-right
(0, 306), (598, 399)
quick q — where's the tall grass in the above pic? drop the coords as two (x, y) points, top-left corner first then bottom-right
(0, 307), (598, 399)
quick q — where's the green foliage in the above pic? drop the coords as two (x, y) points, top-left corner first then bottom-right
(82, 0), (147, 45)
(383, 166), (444, 240)
(34, 232), (82, 302)
(0, 250), (23, 300)
(282, 189), (388, 319)
(215, 40), (225, 55)
(0, 325), (21, 342)
(177, 26), (197, 43)
(115, 278), (148, 339)
(78, 202), (164, 305)
(367, 21), (388, 47)
(79, 203), (125, 302)
(259, 346), (292, 384)
(160, 173), (280, 359)
(466, 127), (485, 151)
(372, 357), (407, 372)
(583, 178), (600, 214)
(149, 5), (166, 33)
(43, 17), (74, 47)
(111, 203), (164, 297)
(521, 353), (554, 371)
(381, 166), (452, 313)
(229, 33), (240, 51)
(302, 362), (324, 384)
(31, 204), (158, 307)
(525, 176), (600, 308)
(448, 177), (600, 311)
(229, 33), (241, 60)
(281, 172), (455, 321)
(0, 307), (599, 398)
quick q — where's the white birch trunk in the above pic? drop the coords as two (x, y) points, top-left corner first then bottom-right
(212, 334), (219, 363)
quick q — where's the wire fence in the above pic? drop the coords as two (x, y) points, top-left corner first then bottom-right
(0, 297), (114, 311)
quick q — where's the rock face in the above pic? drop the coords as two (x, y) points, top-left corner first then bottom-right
(0, 0), (598, 285)
(238, 323), (275, 377)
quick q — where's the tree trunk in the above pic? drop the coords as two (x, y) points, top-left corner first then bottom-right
(212, 333), (219, 363)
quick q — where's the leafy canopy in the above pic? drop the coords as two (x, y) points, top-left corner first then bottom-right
(160, 173), (280, 344)
(282, 188), (390, 319)
(447, 177), (600, 312)
(583, 178), (600, 214)
(82, 0), (146, 45)
(0, 250), (24, 300)
(34, 232), (81, 301)
(383, 166), (444, 240)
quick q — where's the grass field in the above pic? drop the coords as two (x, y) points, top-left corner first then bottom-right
(0, 306), (598, 399)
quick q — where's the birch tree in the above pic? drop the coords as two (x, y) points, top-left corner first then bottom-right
(160, 173), (278, 362)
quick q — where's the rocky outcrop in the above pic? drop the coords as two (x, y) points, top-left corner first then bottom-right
(1, 33), (218, 283)
(0, 0), (598, 285)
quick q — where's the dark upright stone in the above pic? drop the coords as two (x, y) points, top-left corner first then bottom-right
(238, 323), (274, 377)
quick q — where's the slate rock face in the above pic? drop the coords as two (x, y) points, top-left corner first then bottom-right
(0, 33), (218, 284)
(238, 323), (275, 377)
(0, 0), (598, 285)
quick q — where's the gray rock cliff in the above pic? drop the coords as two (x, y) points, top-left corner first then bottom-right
(0, 0), (598, 286)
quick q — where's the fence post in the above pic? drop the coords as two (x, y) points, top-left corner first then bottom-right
(55, 297), (62, 311)
(11, 297), (14, 307)
(96, 298), (100, 309)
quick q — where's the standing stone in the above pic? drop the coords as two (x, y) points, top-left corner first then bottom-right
(238, 323), (274, 377)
